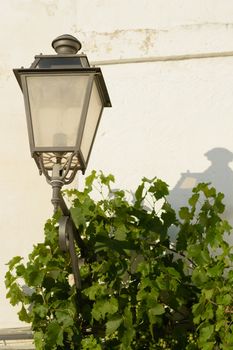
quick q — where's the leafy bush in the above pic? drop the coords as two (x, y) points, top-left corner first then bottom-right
(5, 171), (233, 349)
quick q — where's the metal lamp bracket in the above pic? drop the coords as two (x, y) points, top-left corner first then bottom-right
(59, 216), (81, 289)
(47, 163), (82, 291)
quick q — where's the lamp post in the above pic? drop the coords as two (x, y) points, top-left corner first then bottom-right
(14, 34), (111, 289)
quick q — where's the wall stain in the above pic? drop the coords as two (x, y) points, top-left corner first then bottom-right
(40, 0), (58, 16)
(73, 22), (233, 58)
(80, 28), (157, 55)
(139, 29), (156, 54)
(0, 60), (10, 84)
(10, 0), (58, 17)
(158, 22), (233, 33)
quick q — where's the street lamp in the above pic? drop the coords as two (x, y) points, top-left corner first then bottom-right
(14, 34), (111, 289)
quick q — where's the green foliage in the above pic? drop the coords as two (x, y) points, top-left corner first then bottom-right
(5, 171), (233, 349)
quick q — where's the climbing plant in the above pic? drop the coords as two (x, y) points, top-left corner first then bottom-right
(5, 171), (233, 349)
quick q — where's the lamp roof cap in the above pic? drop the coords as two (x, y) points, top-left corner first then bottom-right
(52, 34), (82, 55)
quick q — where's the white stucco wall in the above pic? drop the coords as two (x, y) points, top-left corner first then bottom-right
(2, 0), (233, 327)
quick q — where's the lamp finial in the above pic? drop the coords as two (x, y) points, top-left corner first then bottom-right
(52, 34), (82, 54)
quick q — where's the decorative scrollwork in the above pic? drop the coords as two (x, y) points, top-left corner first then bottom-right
(32, 151), (83, 291)
(34, 152), (81, 185)
(59, 215), (81, 290)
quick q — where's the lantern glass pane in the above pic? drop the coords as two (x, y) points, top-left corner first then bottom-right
(80, 80), (103, 162)
(26, 74), (89, 148)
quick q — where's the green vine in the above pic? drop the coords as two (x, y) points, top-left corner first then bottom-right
(5, 171), (233, 349)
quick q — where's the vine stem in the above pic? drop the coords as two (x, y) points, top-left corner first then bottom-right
(165, 246), (197, 268)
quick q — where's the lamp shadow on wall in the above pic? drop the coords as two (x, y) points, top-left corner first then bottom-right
(168, 147), (233, 227)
